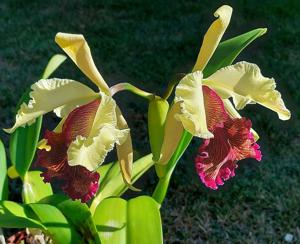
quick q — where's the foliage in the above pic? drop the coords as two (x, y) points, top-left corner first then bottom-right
(0, 1), (299, 243)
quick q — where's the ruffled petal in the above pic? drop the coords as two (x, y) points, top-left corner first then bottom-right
(174, 71), (213, 138)
(36, 130), (68, 181)
(204, 61), (291, 120)
(193, 5), (232, 72)
(36, 109), (101, 202)
(195, 87), (261, 189)
(195, 116), (261, 189)
(222, 99), (259, 141)
(67, 93), (129, 171)
(62, 165), (100, 203)
(55, 33), (110, 94)
(195, 126), (232, 189)
(225, 118), (262, 161)
(4, 79), (98, 133)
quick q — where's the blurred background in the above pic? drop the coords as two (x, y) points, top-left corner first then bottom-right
(0, 0), (299, 242)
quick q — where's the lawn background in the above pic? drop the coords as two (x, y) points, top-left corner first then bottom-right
(0, 0), (299, 242)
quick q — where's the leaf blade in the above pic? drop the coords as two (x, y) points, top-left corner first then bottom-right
(29, 203), (83, 244)
(203, 28), (267, 77)
(0, 201), (45, 229)
(9, 54), (66, 177)
(93, 196), (163, 244)
(90, 154), (154, 213)
(22, 171), (53, 204)
(0, 139), (8, 200)
(40, 194), (101, 244)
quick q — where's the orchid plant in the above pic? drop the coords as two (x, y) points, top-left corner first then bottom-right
(0, 5), (290, 243)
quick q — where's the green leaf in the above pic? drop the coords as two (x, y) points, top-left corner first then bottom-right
(9, 115), (42, 178)
(0, 201), (45, 229)
(0, 139), (8, 200)
(90, 154), (154, 213)
(40, 194), (101, 244)
(98, 162), (115, 185)
(152, 28), (267, 204)
(9, 54), (66, 178)
(41, 54), (67, 79)
(93, 196), (163, 244)
(22, 171), (53, 203)
(29, 203), (83, 244)
(203, 28), (267, 77)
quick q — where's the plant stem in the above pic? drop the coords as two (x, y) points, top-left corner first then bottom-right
(110, 83), (154, 100)
(152, 131), (193, 204)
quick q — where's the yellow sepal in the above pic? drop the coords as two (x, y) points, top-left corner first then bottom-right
(55, 33), (110, 94)
(115, 106), (140, 191)
(193, 5), (232, 72)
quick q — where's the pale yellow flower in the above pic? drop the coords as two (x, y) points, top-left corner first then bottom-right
(5, 33), (134, 187)
(158, 5), (232, 164)
(158, 5), (290, 166)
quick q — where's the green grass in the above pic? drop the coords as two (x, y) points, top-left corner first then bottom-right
(1, 0), (300, 242)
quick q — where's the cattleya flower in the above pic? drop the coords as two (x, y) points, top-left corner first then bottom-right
(158, 5), (290, 188)
(5, 33), (135, 202)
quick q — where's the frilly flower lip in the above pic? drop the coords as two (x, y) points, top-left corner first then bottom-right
(36, 99), (101, 202)
(36, 93), (131, 202)
(195, 86), (262, 189)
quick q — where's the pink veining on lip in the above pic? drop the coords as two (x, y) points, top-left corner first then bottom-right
(195, 86), (262, 189)
(36, 99), (101, 202)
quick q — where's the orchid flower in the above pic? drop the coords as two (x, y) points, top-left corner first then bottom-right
(4, 33), (135, 202)
(157, 5), (290, 189)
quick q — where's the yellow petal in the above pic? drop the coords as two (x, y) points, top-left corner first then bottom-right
(55, 33), (110, 94)
(193, 5), (232, 72)
(158, 103), (184, 165)
(223, 99), (259, 141)
(115, 106), (139, 191)
(67, 93), (129, 171)
(204, 61), (291, 120)
(4, 79), (98, 133)
(174, 71), (213, 138)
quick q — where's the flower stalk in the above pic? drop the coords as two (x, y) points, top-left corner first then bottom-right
(110, 82), (154, 100)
